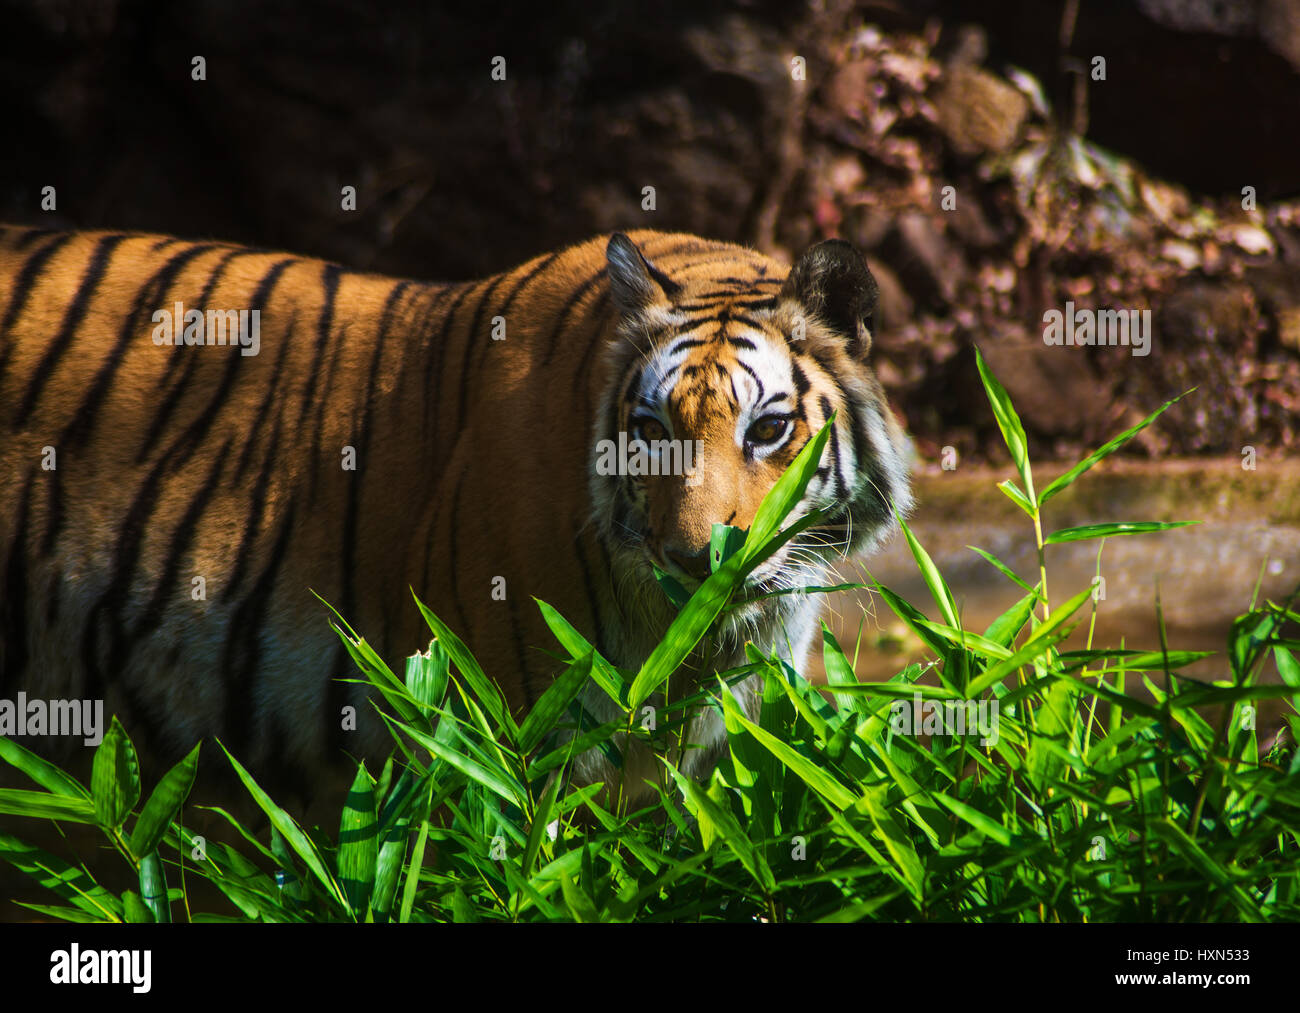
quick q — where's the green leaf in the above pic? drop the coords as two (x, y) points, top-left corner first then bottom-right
(726, 709), (857, 810)
(338, 763), (379, 918)
(405, 640), (450, 710)
(0, 736), (90, 799)
(1038, 390), (1191, 506)
(821, 625), (866, 715)
(560, 872), (601, 922)
(898, 515), (960, 630)
(530, 717), (624, 777)
(1276, 646), (1300, 689)
(218, 742), (348, 911)
(412, 591), (518, 741)
(0, 788), (97, 823)
(1044, 521), (1198, 544)
(997, 480), (1036, 518)
(741, 418), (835, 563)
(983, 590), (1039, 649)
(534, 599), (626, 703)
(975, 347), (1035, 503)
(371, 813), (411, 922)
(966, 586), (1094, 696)
(0, 833), (122, 922)
(122, 890), (154, 924)
(138, 851), (170, 924)
(1057, 648), (1214, 671)
(91, 716), (140, 830)
(914, 619), (1013, 660)
(668, 767), (775, 893)
(651, 564), (692, 609)
(710, 523), (747, 573)
(967, 546), (1039, 597)
(399, 816), (431, 924)
(628, 553), (744, 710)
(522, 773), (562, 877)
(129, 742), (200, 859)
(391, 717), (525, 809)
(859, 786), (925, 901)
(518, 650), (594, 755)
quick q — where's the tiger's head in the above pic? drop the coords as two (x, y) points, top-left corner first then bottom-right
(590, 231), (913, 636)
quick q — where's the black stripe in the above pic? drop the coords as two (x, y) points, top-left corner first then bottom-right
(0, 233), (77, 349)
(14, 228), (55, 250)
(540, 268), (605, 366)
(79, 452), (176, 712)
(340, 279), (411, 610)
(330, 279), (416, 735)
(0, 471), (35, 687)
(138, 248), (248, 460)
(16, 234), (129, 425)
(819, 395), (846, 500)
(672, 299), (730, 312)
(736, 360), (765, 401)
(221, 497), (299, 758)
(444, 460), (475, 640)
(222, 406), (289, 603)
(455, 269), (515, 431)
(639, 237), (710, 261)
(726, 336), (757, 350)
(134, 438), (233, 635)
(644, 260), (681, 298)
(137, 250), (275, 464)
(571, 288), (612, 398)
(731, 296), (778, 312)
(39, 450), (65, 557)
(162, 259), (295, 475)
(668, 337), (706, 356)
(474, 251), (561, 401)
(233, 312), (295, 481)
(308, 316), (350, 500)
(60, 243), (221, 450)
(422, 282), (475, 440)
(296, 263), (342, 432)
(791, 360), (811, 396)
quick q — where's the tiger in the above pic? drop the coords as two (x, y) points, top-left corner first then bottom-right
(0, 224), (913, 809)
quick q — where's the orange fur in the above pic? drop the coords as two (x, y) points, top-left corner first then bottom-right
(0, 225), (911, 804)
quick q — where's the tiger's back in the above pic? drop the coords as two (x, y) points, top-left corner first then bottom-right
(0, 224), (912, 804)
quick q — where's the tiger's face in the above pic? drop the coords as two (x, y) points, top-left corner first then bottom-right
(591, 232), (913, 629)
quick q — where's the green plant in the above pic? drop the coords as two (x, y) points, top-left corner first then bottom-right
(3, 350), (1297, 922)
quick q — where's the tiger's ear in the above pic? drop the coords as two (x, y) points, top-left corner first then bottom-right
(606, 233), (680, 315)
(781, 239), (879, 356)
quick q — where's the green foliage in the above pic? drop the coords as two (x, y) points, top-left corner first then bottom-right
(2, 380), (1298, 922)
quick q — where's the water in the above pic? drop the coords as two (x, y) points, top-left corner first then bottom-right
(816, 458), (1300, 737)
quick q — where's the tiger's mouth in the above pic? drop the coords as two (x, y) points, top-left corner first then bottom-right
(645, 546), (793, 599)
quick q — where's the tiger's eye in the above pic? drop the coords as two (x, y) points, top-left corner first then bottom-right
(637, 417), (667, 442)
(748, 416), (787, 445)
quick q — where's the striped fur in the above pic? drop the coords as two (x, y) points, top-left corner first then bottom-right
(0, 225), (912, 805)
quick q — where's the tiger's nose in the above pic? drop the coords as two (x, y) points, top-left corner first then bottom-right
(665, 548), (712, 581)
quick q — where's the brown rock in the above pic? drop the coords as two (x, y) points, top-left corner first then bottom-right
(888, 210), (967, 309)
(976, 325), (1113, 439)
(934, 65), (1029, 158)
(1159, 281), (1256, 347)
